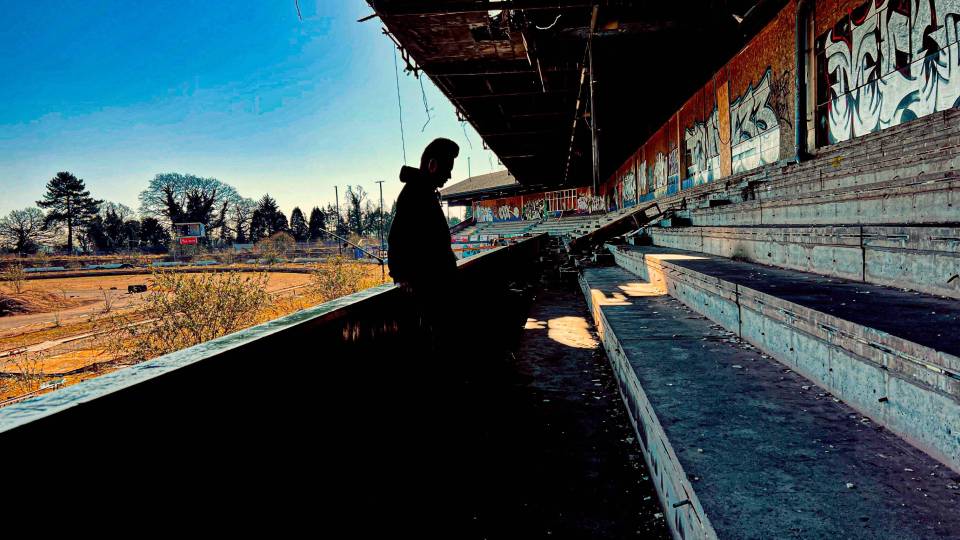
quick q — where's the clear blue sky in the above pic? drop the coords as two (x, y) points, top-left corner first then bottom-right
(0, 1), (498, 218)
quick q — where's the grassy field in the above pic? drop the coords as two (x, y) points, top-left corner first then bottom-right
(0, 262), (388, 405)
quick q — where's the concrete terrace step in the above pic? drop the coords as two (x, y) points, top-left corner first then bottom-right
(579, 266), (960, 539)
(607, 244), (960, 473)
(635, 110), (960, 228)
(647, 225), (960, 299)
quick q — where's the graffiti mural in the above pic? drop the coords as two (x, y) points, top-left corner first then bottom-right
(623, 168), (637, 206)
(817, 0), (960, 144)
(730, 68), (789, 173)
(684, 106), (722, 186)
(522, 197), (545, 220)
(652, 152), (669, 196)
(638, 160), (649, 195)
(667, 147), (681, 194)
(497, 204), (520, 221)
(475, 205), (494, 223)
(576, 193), (605, 213)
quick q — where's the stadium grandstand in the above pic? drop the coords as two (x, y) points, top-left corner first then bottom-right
(2, 1), (960, 535)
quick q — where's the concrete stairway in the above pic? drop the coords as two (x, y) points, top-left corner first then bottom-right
(580, 264), (960, 539)
(606, 244), (960, 471)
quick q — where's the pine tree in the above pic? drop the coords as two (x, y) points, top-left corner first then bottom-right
(37, 172), (102, 252)
(308, 206), (326, 241)
(289, 207), (309, 242)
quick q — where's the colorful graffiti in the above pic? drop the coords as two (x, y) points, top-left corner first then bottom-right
(497, 204), (520, 221)
(653, 152), (668, 196)
(522, 198), (545, 220)
(475, 205), (494, 223)
(667, 147), (680, 193)
(817, 0), (960, 143)
(684, 106), (722, 186)
(623, 168), (637, 206)
(576, 193), (605, 213)
(730, 68), (789, 173)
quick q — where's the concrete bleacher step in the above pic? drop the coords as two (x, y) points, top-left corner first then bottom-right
(579, 266), (960, 539)
(631, 109), (960, 229)
(606, 244), (960, 474)
(647, 225), (960, 300)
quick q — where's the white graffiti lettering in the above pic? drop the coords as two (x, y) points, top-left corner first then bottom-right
(730, 68), (782, 173)
(684, 107), (722, 186)
(820, 0), (960, 143)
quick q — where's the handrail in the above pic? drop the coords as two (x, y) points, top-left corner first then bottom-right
(317, 227), (386, 280)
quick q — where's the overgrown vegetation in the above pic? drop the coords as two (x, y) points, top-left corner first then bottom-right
(1, 264), (26, 294)
(254, 232), (296, 263)
(309, 256), (374, 302)
(111, 270), (270, 362)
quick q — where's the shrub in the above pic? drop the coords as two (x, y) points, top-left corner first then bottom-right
(111, 269), (270, 362)
(309, 256), (371, 302)
(255, 232), (295, 264)
(0, 264), (26, 294)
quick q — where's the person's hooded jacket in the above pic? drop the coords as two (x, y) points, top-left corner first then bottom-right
(387, 165), (457, 287)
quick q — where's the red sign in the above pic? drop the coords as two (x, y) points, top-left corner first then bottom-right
(179, 237), (198, 245)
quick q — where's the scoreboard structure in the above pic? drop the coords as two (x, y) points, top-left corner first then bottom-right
(173, 223), (205, 245)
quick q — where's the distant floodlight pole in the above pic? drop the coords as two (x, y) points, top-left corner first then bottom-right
(335, 186), (341, 255)
(375, 180), (385, 255)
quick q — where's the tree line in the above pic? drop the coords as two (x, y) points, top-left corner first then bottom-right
(0, 171), (398, 255)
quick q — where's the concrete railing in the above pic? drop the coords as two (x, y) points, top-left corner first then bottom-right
(0, 234), (546, 509)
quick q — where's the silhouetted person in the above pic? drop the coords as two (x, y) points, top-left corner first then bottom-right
(388, 138), (460, 348)
(382, 138), (465, 525)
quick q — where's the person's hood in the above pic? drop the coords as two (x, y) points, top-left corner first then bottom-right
(399, 165), (424, 184)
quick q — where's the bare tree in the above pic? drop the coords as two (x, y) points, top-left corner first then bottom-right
(231, 197), (257, 244)
(138, 173), (243, 233)
(345, 185), (368, 235)
(0, 207), (52, 255)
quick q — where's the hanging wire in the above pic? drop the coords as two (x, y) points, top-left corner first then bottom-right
(393, 47), (408, 165)
(461, 121), (473, 149)
(295, 0), (302, 21)
(419, 76), (434, 132)
(535, 14), (561, 30)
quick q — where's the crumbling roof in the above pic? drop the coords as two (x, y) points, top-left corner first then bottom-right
(368, 0), (781, 189)
(440, 169), (519, 200)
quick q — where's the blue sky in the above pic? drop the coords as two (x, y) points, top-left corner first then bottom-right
(0, 1), (498, 218)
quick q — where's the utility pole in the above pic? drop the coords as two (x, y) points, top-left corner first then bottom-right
(588, 6), (599, 196)
(375, 180), (385, 256)
(335, 186), (341, 255)
(468, 156), (472, 179)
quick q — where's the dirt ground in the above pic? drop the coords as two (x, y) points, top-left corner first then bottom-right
(0, 265), (385, 406)
(0, 272), (314, 338)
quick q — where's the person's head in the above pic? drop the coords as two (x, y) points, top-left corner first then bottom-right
(420, 138), (459, 188)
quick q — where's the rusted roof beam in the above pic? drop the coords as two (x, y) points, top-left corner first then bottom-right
(455, 89), (565, 100)
(371, 0), (595, 16)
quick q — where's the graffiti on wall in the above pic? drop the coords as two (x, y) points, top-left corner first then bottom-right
(638, 160), (649, 195)
(576, 194), (605, 213)
(623, 169), (637, 206)
(684, 107), (722, 186)
(652, 152), (668, 196)
(667, 147), (680, 193)
(522, 198), (545, 220)
(817, 0), (960, 143)
(730, 68), (791, 172)
(475, 205), (494, 223)
(497, 204), (520, 221)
